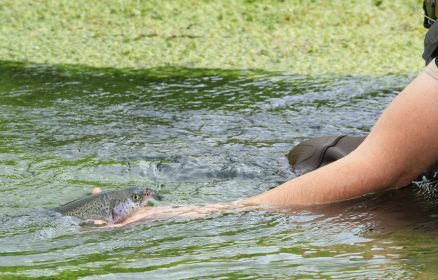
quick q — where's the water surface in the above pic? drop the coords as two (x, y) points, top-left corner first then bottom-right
(1, 62), (438, 279)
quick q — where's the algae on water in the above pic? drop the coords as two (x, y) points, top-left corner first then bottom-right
(0, 0), (425, 75)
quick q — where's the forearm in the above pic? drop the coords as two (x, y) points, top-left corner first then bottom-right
(242, 152), (389, 207)
(244, 66), (438, 208)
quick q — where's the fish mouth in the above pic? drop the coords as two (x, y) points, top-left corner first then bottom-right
(140, 188), (163, 206)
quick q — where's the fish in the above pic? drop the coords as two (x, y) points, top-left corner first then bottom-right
(52, 186), (161, 225)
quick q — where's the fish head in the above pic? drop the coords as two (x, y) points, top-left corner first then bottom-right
(128, 186), (157, 207)
(111, 186), (161, 223)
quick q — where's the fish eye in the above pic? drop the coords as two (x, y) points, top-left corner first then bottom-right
(132, 194), (140, 201)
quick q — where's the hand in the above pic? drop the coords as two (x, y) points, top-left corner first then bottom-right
(107, 202), (252, 228)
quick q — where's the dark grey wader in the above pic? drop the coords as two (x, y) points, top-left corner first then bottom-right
(423, 21), (438, 65)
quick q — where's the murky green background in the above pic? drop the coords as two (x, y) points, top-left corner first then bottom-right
(1, 62), (438, 279)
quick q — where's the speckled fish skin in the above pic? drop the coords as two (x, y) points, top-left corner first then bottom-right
(52, 186), (157, 224)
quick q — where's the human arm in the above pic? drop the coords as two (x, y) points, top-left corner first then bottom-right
(242, 62), (438, 207)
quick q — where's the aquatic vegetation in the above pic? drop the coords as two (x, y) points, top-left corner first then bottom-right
(0, 0), (425, 75)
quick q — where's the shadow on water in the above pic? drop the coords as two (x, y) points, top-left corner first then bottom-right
(2, 60), (438, 278)
(0, 60), (334, 111)
(0, 60), (406, 110)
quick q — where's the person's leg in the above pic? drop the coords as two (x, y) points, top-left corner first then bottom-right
(287, 135), (366, 173)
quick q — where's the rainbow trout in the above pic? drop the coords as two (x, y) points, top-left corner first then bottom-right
(52, 186), (160, 224)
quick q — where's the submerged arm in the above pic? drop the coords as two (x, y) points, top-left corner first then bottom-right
(243, 64), (438, 207)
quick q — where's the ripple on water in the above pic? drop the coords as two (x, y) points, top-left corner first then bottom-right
(0, 65), (435, 278)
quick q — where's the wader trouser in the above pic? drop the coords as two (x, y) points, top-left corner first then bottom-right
(287, 136), (438, 184)
(423, 21), (438, 65)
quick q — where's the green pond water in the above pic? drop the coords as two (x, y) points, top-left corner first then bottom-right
(1, 62), (438, 279)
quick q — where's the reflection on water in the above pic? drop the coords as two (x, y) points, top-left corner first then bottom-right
(0, 62), (437, 278)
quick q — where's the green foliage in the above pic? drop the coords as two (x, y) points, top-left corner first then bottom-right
(0, 0), (425, 75)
